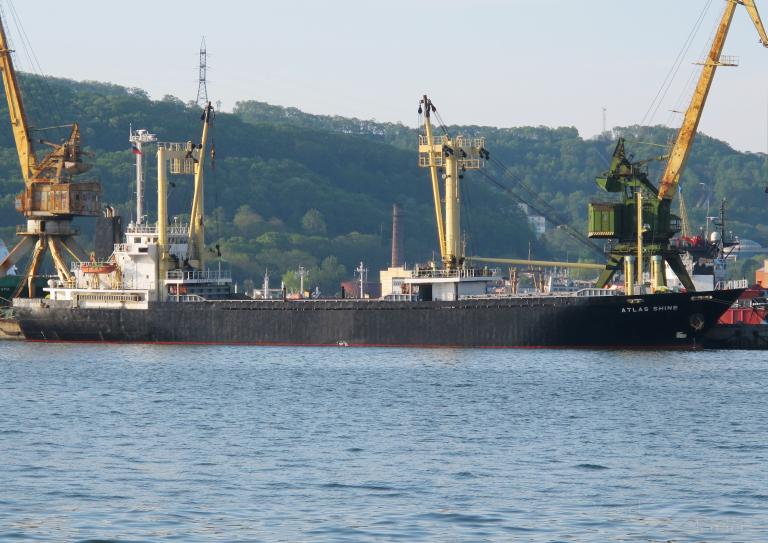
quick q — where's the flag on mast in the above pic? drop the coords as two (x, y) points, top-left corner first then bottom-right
(131, 143), (142, 155)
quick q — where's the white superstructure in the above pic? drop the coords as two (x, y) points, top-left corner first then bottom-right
(42, 111), (232, 310)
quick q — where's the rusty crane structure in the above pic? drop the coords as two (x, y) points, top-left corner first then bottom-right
(0, 12), (100, 297)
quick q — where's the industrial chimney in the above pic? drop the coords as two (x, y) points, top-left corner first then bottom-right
(391, 203), (403, 267)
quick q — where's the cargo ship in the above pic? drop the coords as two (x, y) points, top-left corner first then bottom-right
(9, 97), (743, 348)
(2, 6), (756, 348)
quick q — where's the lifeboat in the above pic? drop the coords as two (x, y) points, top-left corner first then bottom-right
(169, 285), (188, 295)
(81, 263), (117, 274)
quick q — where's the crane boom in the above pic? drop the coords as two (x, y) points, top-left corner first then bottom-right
(742, 0), (768, 44)
(419, 96), (447, 261)
(658, 0), (768, 200)
(188, 101), (214, 269)
(0, 14), (36, 183)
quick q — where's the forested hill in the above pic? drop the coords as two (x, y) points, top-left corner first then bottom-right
(1, 76), (767, 291)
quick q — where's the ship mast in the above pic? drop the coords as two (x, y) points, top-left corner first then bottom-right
(0, 10), (101, 297)
(129, 128), (157, 225)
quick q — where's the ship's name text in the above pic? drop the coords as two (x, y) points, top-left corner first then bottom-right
(621, 305), (678, 314)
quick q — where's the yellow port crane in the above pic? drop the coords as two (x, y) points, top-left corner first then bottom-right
(0, 13), (100, 297)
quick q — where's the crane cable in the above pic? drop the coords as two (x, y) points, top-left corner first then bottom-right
(428, 105), (593, 247)
(424, 107), (605, 258)
(485, 155), (605, 256)
(666, 4), (723, 128)
(474, 167), (605, 258)
(641, 0), (713, 126)
(3, 0), (66, 130)
(208, 106), (223, 259)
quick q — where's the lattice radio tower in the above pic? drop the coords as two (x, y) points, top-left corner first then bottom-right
(196, 36), (208, 106)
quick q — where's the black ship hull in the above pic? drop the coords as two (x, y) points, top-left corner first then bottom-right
(14, 289), (743, 348)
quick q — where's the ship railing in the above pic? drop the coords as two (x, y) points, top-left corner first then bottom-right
(715, 279), (749, 291)
(252, 288), (286, 300)
(418, 135), (486, 169)
(166, 269), (232, 282)
(73, 292), (145, 303)
(168, 225), (189, 236)
(418, 153), (444, 168)
(417, 134), (485, 149)
(575, 288), (621, 297)
(413, 267), (500, 279)
(382, 293), (420, 302)
(157, 142), (197, 174)
(418, 134), (447, 147)
(126, 224), (188, 236)
(126, 224), (158, 234)
(455, 135), (485, 150)
(174, 294), (207, 303)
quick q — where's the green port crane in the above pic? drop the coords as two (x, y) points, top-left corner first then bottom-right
(588, 0), (768, 291)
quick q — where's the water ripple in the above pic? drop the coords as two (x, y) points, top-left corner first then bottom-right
(0, 344), (765, 541)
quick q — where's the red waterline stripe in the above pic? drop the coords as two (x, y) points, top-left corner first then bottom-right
(23, 338), (696, 350)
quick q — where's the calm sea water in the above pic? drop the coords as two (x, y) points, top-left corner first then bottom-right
(0, 343), (766, 542)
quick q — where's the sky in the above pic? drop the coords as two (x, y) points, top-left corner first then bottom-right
(4, 0), (768, 152)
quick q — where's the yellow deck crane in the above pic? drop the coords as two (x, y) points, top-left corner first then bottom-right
(187, 101), (214, 270)
(0, 13), (100, 297)
(418, 95), (487, 270)
(589, 0), (768, 291)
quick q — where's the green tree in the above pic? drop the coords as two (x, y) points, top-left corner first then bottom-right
(301, 208), (327, 235)
(309, 256), (347, 296)
(233, 205), (264, 238)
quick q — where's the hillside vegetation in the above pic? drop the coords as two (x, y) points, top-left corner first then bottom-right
(1, 76), (767, 291)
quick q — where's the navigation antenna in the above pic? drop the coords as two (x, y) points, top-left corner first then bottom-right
(129, 127), (157, 225)
(355, 261), (368, 298)
(196, 36), (208, 106)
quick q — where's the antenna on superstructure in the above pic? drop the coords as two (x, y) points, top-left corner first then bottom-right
(355, 261), (368, 299)
(298, 265), (307, 297)
(196, 36), (208, 106)
(129, 127), (157, 225)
